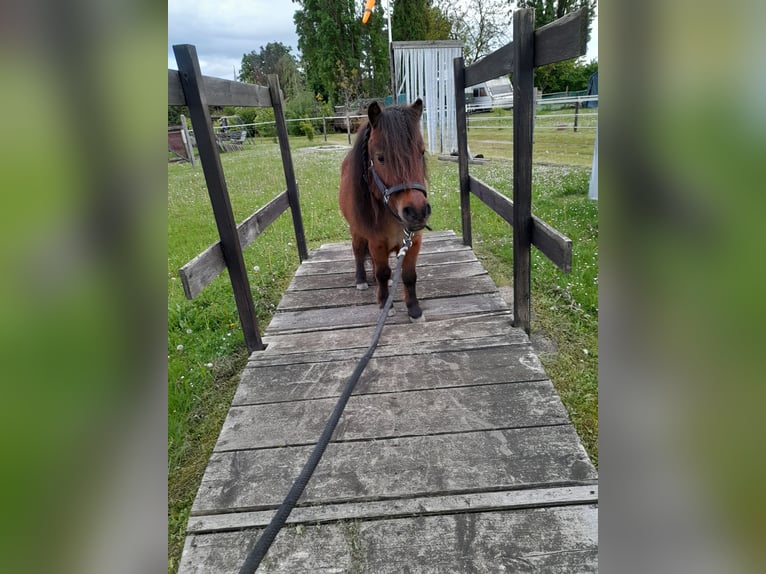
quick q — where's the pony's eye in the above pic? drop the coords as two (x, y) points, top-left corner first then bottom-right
(376, 154), (385, 164)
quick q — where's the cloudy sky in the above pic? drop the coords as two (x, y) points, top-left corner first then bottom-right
(168, 0), (598, 80)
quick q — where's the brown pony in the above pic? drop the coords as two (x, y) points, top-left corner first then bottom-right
(339, 99), (431, 322)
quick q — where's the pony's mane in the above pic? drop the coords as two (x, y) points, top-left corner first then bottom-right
(347, 104), (428, 229)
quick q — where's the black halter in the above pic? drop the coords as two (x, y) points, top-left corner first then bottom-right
(368, 160), (428, 207)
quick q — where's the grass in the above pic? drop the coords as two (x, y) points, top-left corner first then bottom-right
(167, 127), (598, 572)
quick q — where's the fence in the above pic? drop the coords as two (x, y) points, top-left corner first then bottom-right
(454, 7), (587, 333)
(169, 44), (308, 352)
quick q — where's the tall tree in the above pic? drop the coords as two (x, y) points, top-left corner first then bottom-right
(393, 0), (452, 41)
(239, 42), (302, 99)
(448, 0), (511, 64)
(392, 0), (429, 41)
(293, 0), (362, 104)
(360, 6), (391, 96)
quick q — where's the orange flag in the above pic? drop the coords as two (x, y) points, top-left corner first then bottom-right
(362, 0), (376, 24)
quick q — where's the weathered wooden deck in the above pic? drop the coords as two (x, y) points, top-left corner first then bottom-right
(179, 230), (598, 573)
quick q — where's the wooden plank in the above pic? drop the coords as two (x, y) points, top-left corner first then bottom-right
(178, 191), (289, 299)
(316, 230), (457, 248)
(268, 74), (309, 262)
(235, 344), (546, 405)
(262, 313), (528, 355)
(180, 505), (597, 573)
(512, 10), (535, 334)
(173, 45), (264, 352)
(250, 334), (521, 368)
(188, 485), (598, 531)
(168, 67), (272, 107)
(215, 381), (570, 451)
(287, 260), (488, 291)
(191, 425), (596, 513)
(264, 292), (509, 334)
(294, 248), (478, 277)
(276, 274), (499, 311)
(460, 9), (588, 90)
(533, 213), (573, 273)
(464, 42), (514, 89)
(307, 237), (470, 262)
(469, 175), (572, 273)
(533, 8), (588, 68)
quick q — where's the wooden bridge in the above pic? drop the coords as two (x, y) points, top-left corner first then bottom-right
(178, 230), (598, 572)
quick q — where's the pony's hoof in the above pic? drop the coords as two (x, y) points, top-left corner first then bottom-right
(387, 306), (396, 317)
(356, 283), (369, 291)
(409, 313), (426, 323)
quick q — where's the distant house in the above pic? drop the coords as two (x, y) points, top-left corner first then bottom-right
(465, 76), (513, 113)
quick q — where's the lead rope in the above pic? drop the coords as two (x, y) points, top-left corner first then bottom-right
(238, 230), (414, 574)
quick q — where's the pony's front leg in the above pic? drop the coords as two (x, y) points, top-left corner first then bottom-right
(402, 233), (424, 322)
(369, 244), (392, 309)
(351, 235), (369, 290)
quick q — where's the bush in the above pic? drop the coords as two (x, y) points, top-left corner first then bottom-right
(300, 122), (314, 140)
(255, 108), (276, 139)
(235, 107), (258, 137)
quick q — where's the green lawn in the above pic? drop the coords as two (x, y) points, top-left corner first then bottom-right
(167, 127), (598, 572)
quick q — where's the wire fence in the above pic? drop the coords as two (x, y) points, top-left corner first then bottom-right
(183, 95), (598, 151)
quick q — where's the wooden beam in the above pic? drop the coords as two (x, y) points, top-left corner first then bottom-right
(178, 191), (290, 299)
(454, 57), (472, 247)
(464, 43), (514, 89)
(268, 75), (309, 262)
(187, 485), (598, 532)
(534, 8), (589, 68)
(460, 8), (588, 90)
(512, 9), (535, 334)
(469, 176), (572, 273)
(173, 44), (264, 352)
(168, 68), (272, 108)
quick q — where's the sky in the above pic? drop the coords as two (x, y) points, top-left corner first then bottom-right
(168, 0), (598, 80)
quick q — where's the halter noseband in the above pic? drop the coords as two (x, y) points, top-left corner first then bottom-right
(368, 160), (428, 207)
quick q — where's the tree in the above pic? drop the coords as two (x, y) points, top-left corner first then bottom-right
(294, 0), (394, 103)
(239, 42), (302, 99)
(448, 0), (511, 64)
(392, 0), (429, 41)
(393, 0), (453, 41)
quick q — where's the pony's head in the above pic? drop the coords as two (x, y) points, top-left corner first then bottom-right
(366, 99), (431, 232)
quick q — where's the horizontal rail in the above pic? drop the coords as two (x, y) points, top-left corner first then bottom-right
(168, 69), (273, 108)
(463, 8), (588, 88)
(469, 176), (572, 273)
(533, 8), (588, 68)
(179, 191), (290, 299)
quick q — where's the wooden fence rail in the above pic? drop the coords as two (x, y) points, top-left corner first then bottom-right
(454, 7), (586, 333)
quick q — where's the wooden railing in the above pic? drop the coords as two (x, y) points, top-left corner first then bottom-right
(454, 8), (587, 333)
(169, 44), (308, 352)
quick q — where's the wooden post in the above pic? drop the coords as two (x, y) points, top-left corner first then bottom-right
(180, 114), (196, 167)
(346, 108), (352, 145)
(173, 44), (264, 352)
(574, 99), (580, 132)
(454, 56), (472, 247)
(268, 75), (309, 262)
(323, 116), (327, 142)
(512, 9), (535, 334)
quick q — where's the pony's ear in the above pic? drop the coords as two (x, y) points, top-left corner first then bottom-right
(411, 98), (423, 118)
(368, 101), (382, 128)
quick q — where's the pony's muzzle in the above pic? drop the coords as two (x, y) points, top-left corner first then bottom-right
(402, 202), (431, 230)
